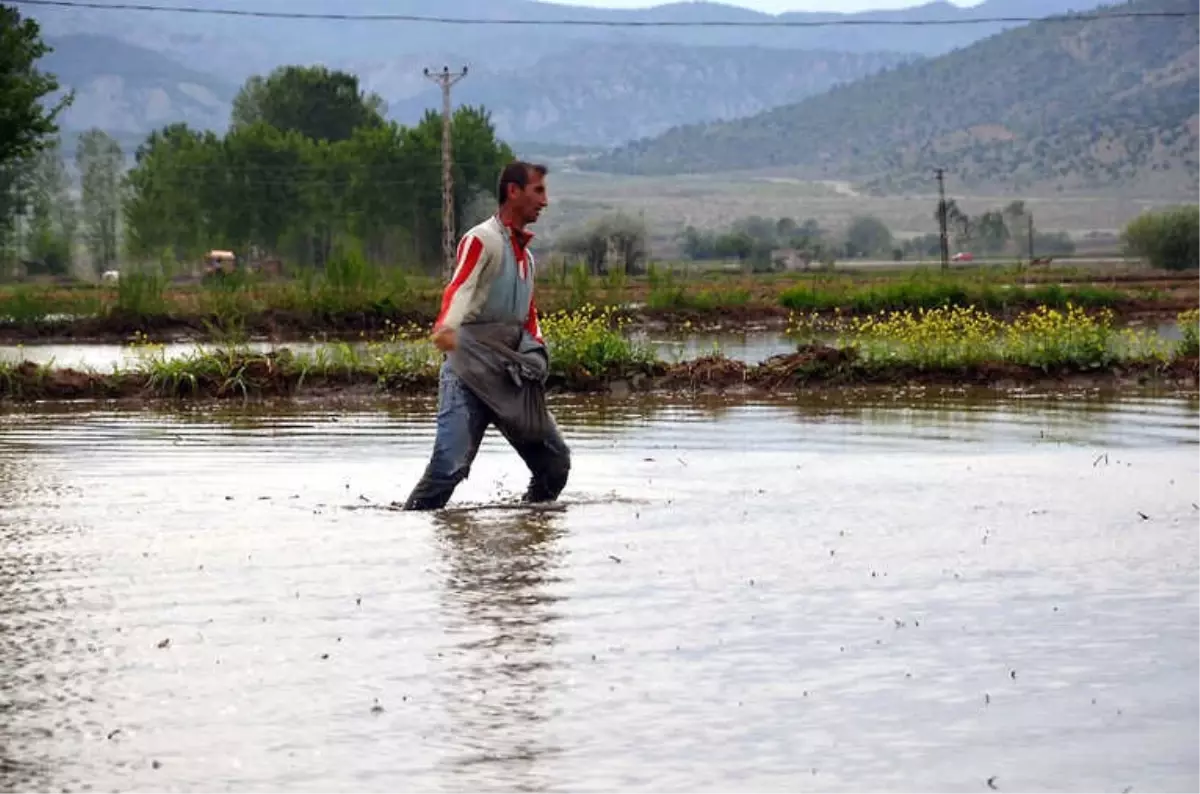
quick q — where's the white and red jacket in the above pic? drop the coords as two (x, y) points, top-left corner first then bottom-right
(434, 215), (542, 343)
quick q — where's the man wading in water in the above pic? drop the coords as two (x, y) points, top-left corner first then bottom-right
(402, 161), (571, 511)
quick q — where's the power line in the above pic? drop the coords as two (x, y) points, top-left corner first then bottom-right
(10, 0), (1198, 26)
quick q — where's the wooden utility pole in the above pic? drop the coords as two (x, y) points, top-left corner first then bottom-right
(423, 65), (468, 277)
(1027, 213), (1035, 262)
(935, 168), (950, 271)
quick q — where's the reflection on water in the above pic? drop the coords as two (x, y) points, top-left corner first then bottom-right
(432, 511), (567, 791)
(0, 393), (1197, 791)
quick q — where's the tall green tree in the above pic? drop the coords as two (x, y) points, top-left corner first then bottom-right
(123, 123), (225, 261)
(24, 135), (74, 275)
(0, 4), (71, 262)
(229, 65), (386, 143)
(0, 5), (69, 170)
(75, 128), (124, 271)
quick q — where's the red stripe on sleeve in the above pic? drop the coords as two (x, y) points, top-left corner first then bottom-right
(435, 235), (484, 327)
(524, 295), (543, 344)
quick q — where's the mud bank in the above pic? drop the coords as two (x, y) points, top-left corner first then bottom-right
(1, 301), (1193, 345)
(3, 345), (1196, 403)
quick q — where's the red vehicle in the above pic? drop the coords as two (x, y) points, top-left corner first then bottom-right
(951, 252), (974, 262)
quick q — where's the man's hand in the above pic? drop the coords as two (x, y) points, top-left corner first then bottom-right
(431, 325), (457, 352)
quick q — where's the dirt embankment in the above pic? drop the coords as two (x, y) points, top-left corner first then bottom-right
(2, 289), (1196, 345)
(4, 346), (1196, 403)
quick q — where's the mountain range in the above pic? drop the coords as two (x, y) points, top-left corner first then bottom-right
(581, 0), (1200, 196)
(27, 0), (1109, 148)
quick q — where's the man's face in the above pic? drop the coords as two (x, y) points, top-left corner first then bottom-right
(508, 170), (548, 225)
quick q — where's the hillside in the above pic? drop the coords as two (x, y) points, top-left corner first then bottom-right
(34, 33), (909, 149)
(41, 34), (236, 148)
(581, 0), (1200, 197)
(387, 44), (913, 146)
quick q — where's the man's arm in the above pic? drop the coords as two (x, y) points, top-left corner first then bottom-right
(432, 232), (492, 350)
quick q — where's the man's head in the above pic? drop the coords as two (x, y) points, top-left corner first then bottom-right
(497, 161), (548, 227)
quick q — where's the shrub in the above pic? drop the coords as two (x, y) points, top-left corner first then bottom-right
(1122, 206), (1200, 271)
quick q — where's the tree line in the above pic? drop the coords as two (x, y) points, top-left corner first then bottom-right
(0, 4), (514, 278)
(664, 204), (1078, 270)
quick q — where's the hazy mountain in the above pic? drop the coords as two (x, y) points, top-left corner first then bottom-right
(582, 0), (1200, 196)
(41, 35), (235, 153)
(26, 0), (1111, 151)
(26, 0), (1110, 86)
(387, 44), (914, 145)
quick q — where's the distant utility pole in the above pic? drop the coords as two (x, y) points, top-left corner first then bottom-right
(423, 65), (468, 278)
(1027, 213), (1035, 262)
(935, 168), (950, 271)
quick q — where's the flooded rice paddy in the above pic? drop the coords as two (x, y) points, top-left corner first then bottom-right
(1, 391), (1197, 792)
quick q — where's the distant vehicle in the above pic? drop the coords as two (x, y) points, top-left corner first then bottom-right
(201, 249), (283, 280)
(203, 249), (238, 277)
(951, 252), (974, 262)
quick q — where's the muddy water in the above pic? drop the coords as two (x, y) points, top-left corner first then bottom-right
(0, 332), (797, 371)
(1, 393), (1197, 792)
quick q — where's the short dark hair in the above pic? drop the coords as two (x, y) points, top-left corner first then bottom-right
(497, 161), (548, 204)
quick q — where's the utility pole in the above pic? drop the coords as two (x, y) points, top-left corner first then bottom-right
(423, 65), (468, 278)
(1027, 213), (1035, 262)
(935, 168), (950, 271)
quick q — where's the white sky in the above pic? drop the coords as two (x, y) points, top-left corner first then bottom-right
(546, 0), (981, 12)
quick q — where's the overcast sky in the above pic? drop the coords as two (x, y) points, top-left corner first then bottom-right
(546, 0), (981, 12)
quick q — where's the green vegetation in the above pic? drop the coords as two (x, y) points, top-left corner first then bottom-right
(777, 272), (1123, 314)
(786, 304), (1197, 369)
(676, 216), (830, 270)
(582, 0), (1199, 196)
(121, 81), (510, 269)
(666, 206), (1078, 268)
(1178, 310), (1200, 357)
(2, 306), (1195, 402)
(1122, 205), (1199, 271)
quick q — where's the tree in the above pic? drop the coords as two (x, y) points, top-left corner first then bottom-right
(0, 5), (69, 170)
(1122, 206), (1198, 271)
(556, 212), (648, 275)
(75, 128), (124, 271)
(556, 223), (609, 274)
(0, 4), (71, 261)
(843, 215), (892, 258)
(600, 212), (648, 274)
(406, 106), (514, 267)
(678, 225), (716, 260)
(230, 65), (386, 143)
(123, 123), (226, 261)
(714, 230), (754, 261)
(23, 135), (74, 275)
(974, 210), (1010, 254)
(935, 199), (973, 249)
(122, 102), (512, 271)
